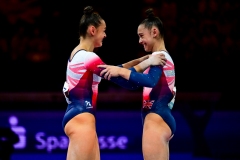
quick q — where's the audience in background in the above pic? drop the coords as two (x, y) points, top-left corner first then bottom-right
(0, 0), (239, 93)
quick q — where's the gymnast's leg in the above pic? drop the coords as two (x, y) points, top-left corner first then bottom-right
(64, 113), (100, 160)
(142, 113), (173, 160)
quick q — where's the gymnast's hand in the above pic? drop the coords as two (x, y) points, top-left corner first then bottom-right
(98, 65), (121, 80)
(148, 53), (167, 66)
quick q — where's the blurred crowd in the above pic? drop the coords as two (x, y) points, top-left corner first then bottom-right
(0, 0), (239, 93)
(140, 0), (239, 92)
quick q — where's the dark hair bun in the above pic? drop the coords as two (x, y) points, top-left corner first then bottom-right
(84, 6), (93, 15)
(145, 8), (154, 19)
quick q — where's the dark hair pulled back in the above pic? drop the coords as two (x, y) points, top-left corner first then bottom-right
(140, 8), (164, 38)
(79, 6), (103, 38)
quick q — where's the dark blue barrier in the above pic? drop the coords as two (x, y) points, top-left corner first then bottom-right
(0, 110), (240, 159)
(0, 111), (143, 154)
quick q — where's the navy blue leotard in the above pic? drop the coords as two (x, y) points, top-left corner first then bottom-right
(62, 50), (140, 129)
(119, 51), (176, 135)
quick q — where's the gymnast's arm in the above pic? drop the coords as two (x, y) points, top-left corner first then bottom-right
(116, 66), (162, 88)
(98, 55), (164, 87)
(103, 54), (165, 88)
(84, 52), (140, 90)
(121, 54), (150, 69)
(122, 53), (166, 73)
(98, 65), (162, 88)
(133, 54), (166, 72)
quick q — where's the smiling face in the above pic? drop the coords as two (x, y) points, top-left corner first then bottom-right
(137, 24), (155, 52)
(94, 20), (107, 48)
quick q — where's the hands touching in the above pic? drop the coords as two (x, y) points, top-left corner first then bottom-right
(98, 65), (122, 80)
(133, 53), (167, 72)
(148, 53), (167, 66)
(98, 53), (167, 80)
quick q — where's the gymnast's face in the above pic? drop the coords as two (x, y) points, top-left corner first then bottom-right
(137, 24), (155, 52)
(94, 20), (107, 48)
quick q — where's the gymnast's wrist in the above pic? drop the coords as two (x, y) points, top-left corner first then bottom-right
(119, 68), (131, 80)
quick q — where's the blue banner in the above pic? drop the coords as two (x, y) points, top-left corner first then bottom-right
(0, 111), (143, 154)
(1, 110), (240, 157)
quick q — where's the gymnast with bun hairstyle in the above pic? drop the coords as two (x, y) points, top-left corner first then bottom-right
(98, 8), (177, 160)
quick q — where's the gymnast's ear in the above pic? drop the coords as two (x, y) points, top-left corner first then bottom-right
(88, 25), (96, 36)
(151, 26), (159, 38)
